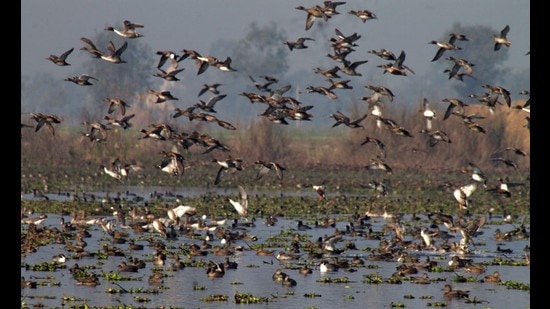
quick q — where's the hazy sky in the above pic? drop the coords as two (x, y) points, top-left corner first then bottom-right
(21, 0), (530, 127)
(21, 0), (529, 78)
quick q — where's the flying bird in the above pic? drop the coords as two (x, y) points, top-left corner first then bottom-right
(254, 160), (285, 183)
(30, 112), (63, 136)
(46, 47), (74, 66)
(493, 25), (511, 51)
(229, 185), (249, 217)
(284, 37), (315, 51)
(105, 20), (144, 38)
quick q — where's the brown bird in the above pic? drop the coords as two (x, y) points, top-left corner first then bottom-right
(442, 284), (470, 299)
(104, 97), (130, 116)
(329, 111), (368, 129)
(46, 47), (74, 66)
(255, 160), (285, 183)
(30, 112), (63, 136)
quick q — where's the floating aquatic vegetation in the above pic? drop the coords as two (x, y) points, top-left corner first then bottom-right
(316, 276), (350, 283)
(500, 280), (530, 291)
(451, 274), (477, 283)
(390, 301), (406, 307)
(304, 293), (322, 298)
(201, 294), (229, 302)
(100, 271), (142, 281)
(25, 262), (67, 272)
(426, 301), (447, 307)
(362, 273), (384, 284)
(234, 292), (270, 304)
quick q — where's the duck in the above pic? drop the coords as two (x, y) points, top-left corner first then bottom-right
(281, 273), (297, 287)
(213, 157), (244, 185)
(284, 36), (315, 51)
(339, 59), (369, 76)
(453, 183), (477, 209)
(463, 162), (487, 187)
(442, 98), (468, 120)
(118, 261), (139, 272)
(153, 67), (185, 81)
(213, 56), (237, 72)
(79, 37), (103, 58)
(348, 9), (377, 23)
(481, 84), (512, 108)
(102, 40), (129, 63)
(103, 97), (130, 116)
(193, 94), (227, 113)
(206, 260), (225, 278)
(442, 284), (470, 299)
(329, 111), (368, 129)
(198, 83), (223, 97)
(64, 74), (98, 86)
(228, 185), (248, 217)
(365, 157), (393, 175)
(156, 50), (183, 69)
(46, 47), (74, 66)
(419, 98), (436, 131)
(148, 89), (179, 103)
(295, 5), (330, 31)
(105, 20), (144, 38)
(313, 66), (341, 78)
(493, 24), (511, 51)
(148, 272), (164, 285)
(410, 272), (431, 284)
(103, 114), (135, 130)
(377, 50), (415, 75)
(319, 260), (339, 273)
(21, 276), (37, 289)
(156, 150), (185, 176)
(446, 56), (475, 78)
(30, 112), (63, 136)
(368, 48), (396, 61)
(223, 257), (238, 269)
(419, 129), (452, 147)
(254, 160), (285, 183)
(81, 37), (128, 64)
(52, 253), (67, 264)
(306, 85), (338, 99)
(429, 36), (462, 62)
(299, 264), (313, 275)
(74, 273), (100, 286)
(326, 78), (352, 90)
(272, 269), (287, 280)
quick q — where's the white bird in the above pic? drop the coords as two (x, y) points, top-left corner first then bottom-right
(53, 254), (67, 264)
(420, 98), (436, 131)
(453, 183), (477, 210)
(229, 185), (248, 217)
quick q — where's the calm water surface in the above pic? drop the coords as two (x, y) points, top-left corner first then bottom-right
(21, 206), (530, 309)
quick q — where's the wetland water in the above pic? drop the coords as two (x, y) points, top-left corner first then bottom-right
(21, 188), (530, 309)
